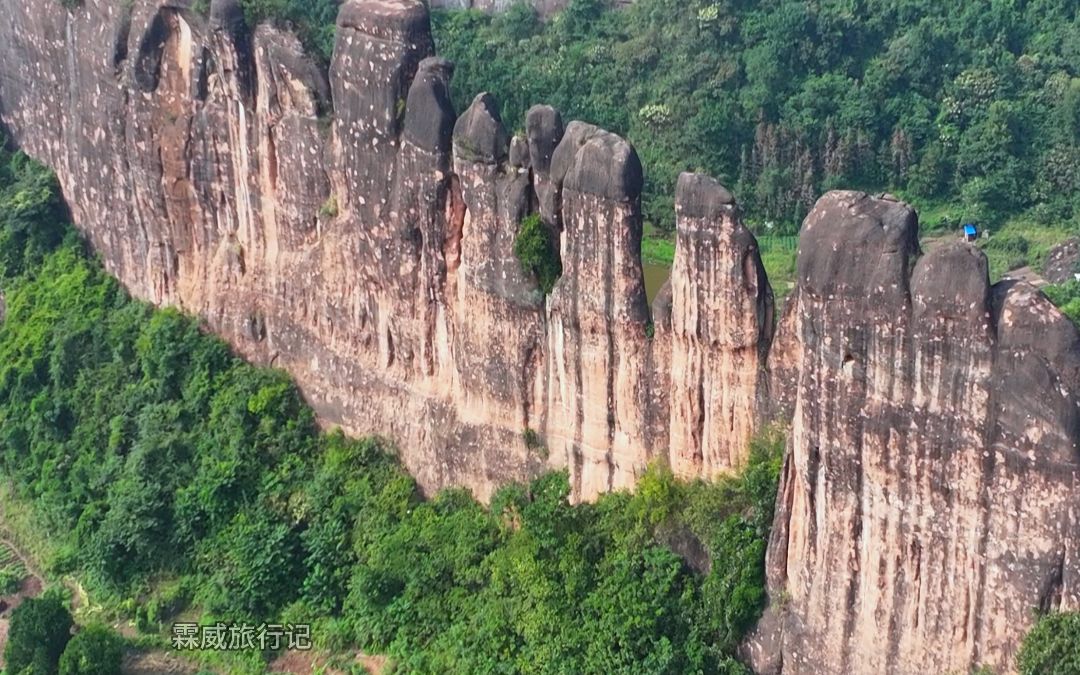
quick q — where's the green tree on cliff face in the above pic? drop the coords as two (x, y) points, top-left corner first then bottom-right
(514, 213), (562, 295)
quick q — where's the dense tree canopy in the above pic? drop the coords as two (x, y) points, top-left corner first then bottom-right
(432, 0), (1080, 233)
(1018, 612), (1080, 675)
(58, 625), (124, 675)
(3, 595), (74, 675)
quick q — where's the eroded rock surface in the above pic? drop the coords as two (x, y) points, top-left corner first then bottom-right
(747, 192), (1080, 674)
(0, 0), (769, 501)
(668, 173), (773, 478)
(1045, 237), (1080, 284)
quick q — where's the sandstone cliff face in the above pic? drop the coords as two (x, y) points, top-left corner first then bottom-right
(3, 2), (1080, 673)
(668, 174), (773, 478)
(0, 0), (769, 501)
(747, 192), (1080, 674)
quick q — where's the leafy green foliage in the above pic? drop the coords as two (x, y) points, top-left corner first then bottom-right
(4, 595), (74, 675)
(514, 213), (562, 295)
(1043, 280), (1080, 324)
(0, 145), (66, 280)
(428, 0), (1080, 234)
(0, 148), (784, 671)
(1018, 612), (1080, 675)
(238, 0), (339, 63)
(0, 544), (26, 595)
(0, 569), (21, 595)
(58, 625), (124, 675)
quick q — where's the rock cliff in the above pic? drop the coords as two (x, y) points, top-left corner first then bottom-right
(746, 192), (1080, 674)
(1, 1), (1079, 673)
(0, 0), (770, 501)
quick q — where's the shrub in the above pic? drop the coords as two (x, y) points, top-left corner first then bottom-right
(4, 595), (74, 675)
(513, 213), (562, 295)
(0, 568), (23, 594)
(522, 427), (548, 459)
(319, 195), (338, 219)
(59, 625), (124, 675)
(1043, 281), (1080, 325)
(1018, 612), (1080, 675)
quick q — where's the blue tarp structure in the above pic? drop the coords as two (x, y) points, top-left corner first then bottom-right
(963, 224), (978, 240)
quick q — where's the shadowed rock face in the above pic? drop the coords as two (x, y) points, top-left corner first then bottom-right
(2, 2), (1079, 672)
(746, 192), (1080, 674)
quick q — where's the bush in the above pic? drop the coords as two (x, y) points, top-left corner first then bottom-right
(1043, 280), (1080, 325)
(0, 568), (23, 594)
(4, 595), (74, 675)
(1018, 612), (1080, 675)
(58, 625), (124, 675)
(513, 213), (562, 295)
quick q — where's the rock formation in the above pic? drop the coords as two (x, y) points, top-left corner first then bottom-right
(667, 174), (773, 478)
(429, 0), (569, 15)
(2, 1), (1079, 673)
(0, 0), (770, 501)
(1045, 237), (1080, 284)
(746, 192), (1080, 674)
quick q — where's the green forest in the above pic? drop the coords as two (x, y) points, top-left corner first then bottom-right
(228, 0), (1080, 300)
(6, 0), (1080, 671)
(0, 145), (782, 672)
(237, 0), (1080, 232)
(432, 0), (1080, 236)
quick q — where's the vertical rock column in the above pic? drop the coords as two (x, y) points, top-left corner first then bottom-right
(330, 0), (433, 224)
(326, 0), (437, 378)
(391, 55), (456, 379)
(450, 93), (547, 444)
(668, 173), (773, 478)
(752, 192), (923, 674)
(750, 192), (1080, 674)
(978, 281), (1080, 669)
(545, 124), (652, 499)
